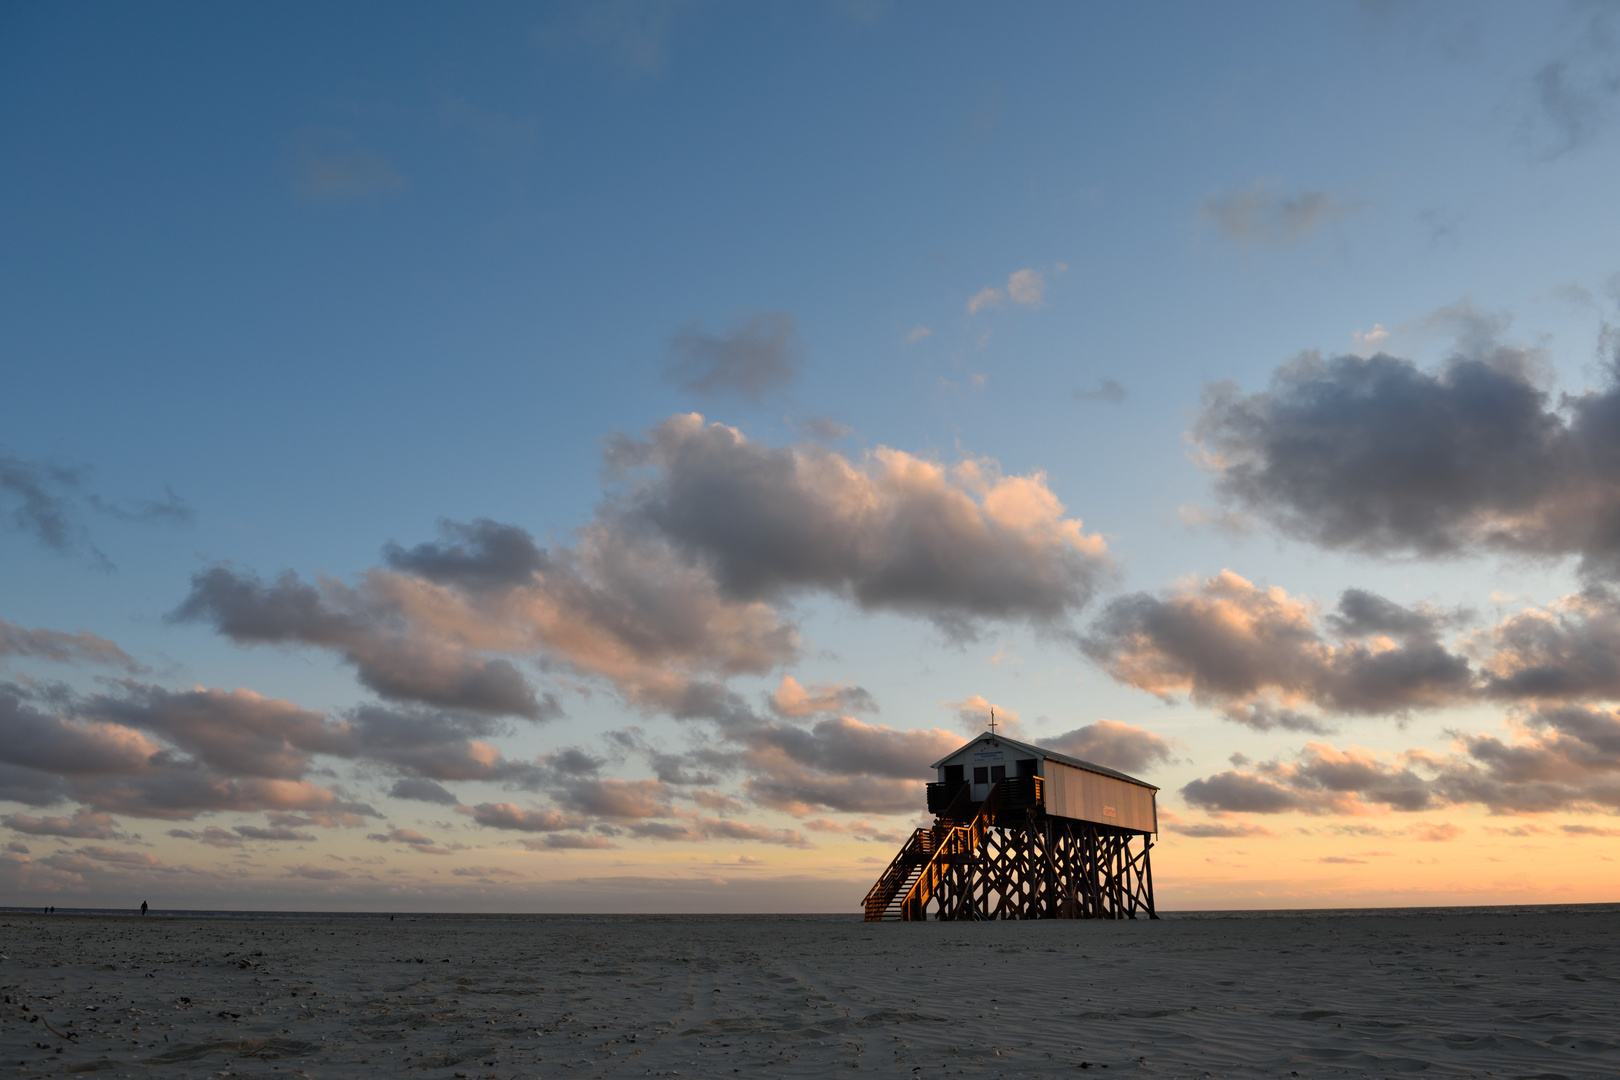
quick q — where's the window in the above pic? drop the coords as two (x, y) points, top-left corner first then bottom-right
(973, 767), (988, 784)
(943, 765), (964, 785)
(990, 765), (1006, 783)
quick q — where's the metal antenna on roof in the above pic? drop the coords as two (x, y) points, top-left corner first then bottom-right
(988, 707), (997, 734)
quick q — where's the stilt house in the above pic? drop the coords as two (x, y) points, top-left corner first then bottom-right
(864, 731), (1159, 921)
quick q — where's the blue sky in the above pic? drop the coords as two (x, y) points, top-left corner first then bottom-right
(4, 1), (1620, 911)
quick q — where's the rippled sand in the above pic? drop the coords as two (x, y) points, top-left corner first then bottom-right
(3, 907), (1617, 1078)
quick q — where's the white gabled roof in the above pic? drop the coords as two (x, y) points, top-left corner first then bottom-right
(930, 731), (1159, 791)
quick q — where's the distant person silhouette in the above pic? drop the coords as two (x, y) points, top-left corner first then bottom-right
(141, 901), (148, 916)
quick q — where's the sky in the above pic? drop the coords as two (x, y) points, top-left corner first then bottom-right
(4, 0), (1620, 913)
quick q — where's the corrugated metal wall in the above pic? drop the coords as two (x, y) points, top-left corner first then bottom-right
(1043, 760), (1156, 834)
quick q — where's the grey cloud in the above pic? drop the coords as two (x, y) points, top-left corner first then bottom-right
(168, 826), (242, 848)
(0, 618), (143, 671)
(3, 807), (122, 839)
(768, 676), (877, 718)
(665, 312), (801, 402)
(1, 452), (189, 567)
(1038, 720), (1173, 775)
(1073, 379), (1127, 404)
(383, 518), (548, 592)
(84, 684), (344, 780)
(235, 825), (316, 842)
(615, 413), (1111, 637)
(1083, 571), (1472, 726)
(1191, 343), (1620, 579)
(172, 567), (557, 720)
(1165, 821), (1271, 838)
(0, 681), (384, 821)
(1184, 704), (1620, 817)
(523, 833), (615, 849)
(1523, 4), (1620, 158)
(467, 803), (584, 832)
(1199, 183), (1357, 246)
(626, 815), (812, 848)
(801, 416), (853, 441)
(389, 777), (460, 805)
(178, 416), (1105, 722)
(1474, 589), (1620, 701)
(89, 485), (193, 526)
(0, 453), (86, 554)
(346, 704), (543, 785)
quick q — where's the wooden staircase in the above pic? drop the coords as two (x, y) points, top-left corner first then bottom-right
(862, 827), (938, 920)
(864, 783), (1000, 921)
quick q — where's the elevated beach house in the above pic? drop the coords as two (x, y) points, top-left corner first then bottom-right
(864, 731), (1159, 921)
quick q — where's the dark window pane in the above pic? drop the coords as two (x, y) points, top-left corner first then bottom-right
(973, 767), (988, 784)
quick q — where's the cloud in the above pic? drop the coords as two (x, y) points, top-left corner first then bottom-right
(966, 286), (1003, 315)
(967, 268), (1046, 315)
(1083, 571), (1472, 728)
(0, 452), (92, 554)
(466, 802), (584, 833)
(611, 413), (1110, 640)
(1521, 4), (1620, 157)
(172, 568), (560, 720)
(1039, 719), (1173, 774)
(941, 694), (1019, 737)
(1006, 269), (1045, 307)
(1198, 183), (1357, 246)
(3, 807), (121, 839)
(1353, 324), (1390, 348)
(1184, 704), (1620, 816)
(0, 681), (383, 821)
(235, 825), (316, 842)
(1073, 379), (1126, 404)
(737, 715), (960, 815)
(167, 826), (242, 849)
(664, 312), (801, 402)
(1562, 823), (1620, 837)
(1472, 589), (1620, 702)
(0, 618), (142, 671)
(522, 833), (616, 850)
(389, 777), (460, 805)
(1411, 821), (1462, 842)
(289, 128), (406, 203)
(0, 451), (190, 567)
(801, 416), (853, 441)
(383, 518), (549, 592)
(1190, 335), (1620, 579)
(626, 812), (812, 848)
(451, 865), (525, 879)
(367, 825), (451, 853)
(769, 675), (876, 718)
(179, 418), (1107, 728)
(286, 864), (350, 881)
(1164, 821), (1271, 838)
(906, 325), (932, 343)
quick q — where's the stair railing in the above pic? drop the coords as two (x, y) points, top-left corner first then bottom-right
(862, 827), (935, 920)
(898, 781), (1001, 920)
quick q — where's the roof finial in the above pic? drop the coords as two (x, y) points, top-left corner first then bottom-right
(988, 706), (997, 734)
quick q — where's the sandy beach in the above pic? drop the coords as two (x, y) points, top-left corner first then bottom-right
(3, 906), (1617, 1079)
